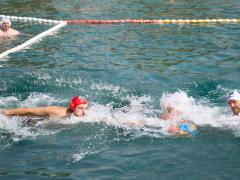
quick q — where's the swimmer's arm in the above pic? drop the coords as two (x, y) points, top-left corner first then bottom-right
(20, 32), (33, 37)
(168, 120), (198, 136)
(168, 125), (188, 136)
(121, 120), (145, 128)
(3, 107), (49, 117)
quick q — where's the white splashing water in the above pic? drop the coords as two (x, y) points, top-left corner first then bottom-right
(72, 149), (102, 163)
(19, 92), (67, 107)
(1, 89), (240, 156)
(160, 90), (240, 136)
(0, 96), (18, 108)
(66, 90), (240, 137)
(0, 93), (65, 144)
(0, 114), (56, 142)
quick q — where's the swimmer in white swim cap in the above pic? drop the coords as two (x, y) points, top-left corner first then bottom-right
(227, 90), (240, 116)
(0, 16), (20, 37)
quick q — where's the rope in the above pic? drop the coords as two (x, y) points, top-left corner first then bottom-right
(1, 15), (240, 25)
(0, 15), (240, 59)
(0, 15), (63, 25)
(67, 19), (240, 24)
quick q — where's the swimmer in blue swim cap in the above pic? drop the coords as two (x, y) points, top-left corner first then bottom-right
(160, 105), (199, 137)
(168, 120), (199, 137)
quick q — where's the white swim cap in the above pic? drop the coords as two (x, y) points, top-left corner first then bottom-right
(227, 90), (240, 101)
(1, 16), (11, 26)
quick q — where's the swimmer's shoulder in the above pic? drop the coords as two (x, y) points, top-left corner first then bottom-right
(0, 30), (4, 36)
(9, 28), (20, 35)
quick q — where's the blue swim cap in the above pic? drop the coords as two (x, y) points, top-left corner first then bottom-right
(179, 121), (199, 137)
(180, 123), (190, 132)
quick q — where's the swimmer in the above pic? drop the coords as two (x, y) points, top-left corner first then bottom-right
(227, 90), (240, 116)
(168, 119), (199, 137)
(1, 96), (88, 120)
(0, 16), (20, 37)
(160, 105), (199, 137)
(121, 104), (199, 137)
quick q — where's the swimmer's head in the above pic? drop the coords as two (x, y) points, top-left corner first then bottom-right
(227, 91), (240, 102)
(1, 16), (11, 28)
(160, 104), (180, 120)
(70, 96), (88, 116)
(1, 16), (12, 26)
(227, 91), (240, 115)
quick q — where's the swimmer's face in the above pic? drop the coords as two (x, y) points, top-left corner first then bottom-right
(74, 104), (88, 117)
(1, 21), (10, 31)
(160, 106), (180, 120)
(228, 100), (240, 115)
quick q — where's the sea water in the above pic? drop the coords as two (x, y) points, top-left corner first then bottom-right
(0, 0), (240, 179)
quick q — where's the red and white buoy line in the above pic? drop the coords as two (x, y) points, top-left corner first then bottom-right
(67, 18), (240, 24)
(1, 15), (240, 59)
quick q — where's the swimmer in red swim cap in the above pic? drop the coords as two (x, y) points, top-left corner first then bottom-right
(2, 96), (89, 119)
(70, 96), (88, 117)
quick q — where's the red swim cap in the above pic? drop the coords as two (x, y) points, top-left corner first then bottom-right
(70, 96), (88, 112)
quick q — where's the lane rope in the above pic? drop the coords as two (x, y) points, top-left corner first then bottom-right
(67, 18), (240, 24)
(1, 15), (240, 59)
(0, 14), (62, 24)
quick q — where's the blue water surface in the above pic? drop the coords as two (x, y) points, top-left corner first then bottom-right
(0, 0), (240, 179)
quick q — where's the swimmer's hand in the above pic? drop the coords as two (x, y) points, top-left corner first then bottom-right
(168, 120), (198, 137)
(168, 125), (188, 136)
(0, 109), (6, 115)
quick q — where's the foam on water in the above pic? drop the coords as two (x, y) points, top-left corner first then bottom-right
(0, 114), (56, 145)
(0, 96), (18, 108)
(1, 88), (240, 156)
(160, 90), (240, 136)
(0, 93), (67, 108)
(72, 148), (102, 163)
(19, 92), (67, 107)
(0, 93), (66, 148)
(90, 82), (127, 96)
(61, 90), (240, 138)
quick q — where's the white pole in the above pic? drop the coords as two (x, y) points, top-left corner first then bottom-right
(0, 21), (67, 60)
